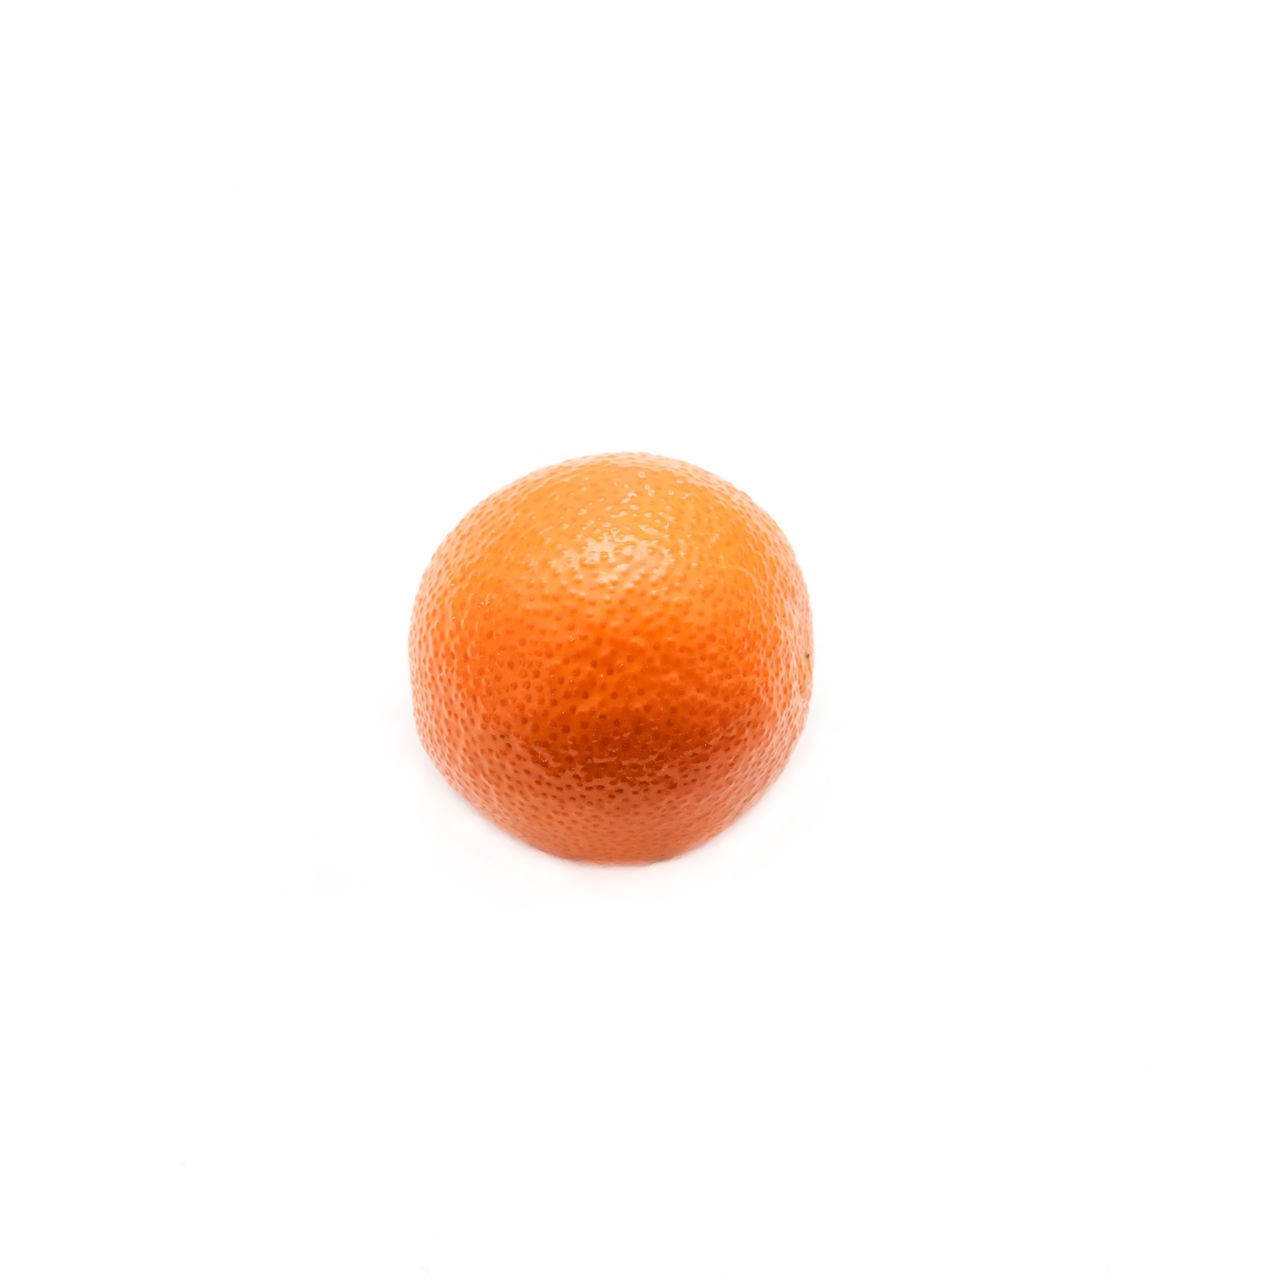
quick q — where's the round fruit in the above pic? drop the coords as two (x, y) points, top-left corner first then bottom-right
(409, 453), (812, 864)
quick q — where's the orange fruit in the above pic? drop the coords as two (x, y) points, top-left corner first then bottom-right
(409, 453), (813, 864)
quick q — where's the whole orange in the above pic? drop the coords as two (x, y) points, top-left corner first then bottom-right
(409, 453), (813, 863)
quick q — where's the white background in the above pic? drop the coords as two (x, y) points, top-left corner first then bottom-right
(2, 2), (1277, 1277)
